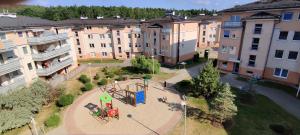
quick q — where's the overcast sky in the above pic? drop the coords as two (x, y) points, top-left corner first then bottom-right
(24, 0), (256, 10)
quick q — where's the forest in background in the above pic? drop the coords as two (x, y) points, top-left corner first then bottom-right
(1, 5), (216, 20)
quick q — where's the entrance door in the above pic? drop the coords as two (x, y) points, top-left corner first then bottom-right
(204, 50), (209, 59)
(233, 63), (240, 73)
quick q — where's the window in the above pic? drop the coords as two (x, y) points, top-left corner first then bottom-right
(248, 55), (256, 67)
(203, 31), (206, 36)
(230, 15), (241, 22)
(88, 34), (93, 39)
(221, 46), (227, 52)
(127, 25), (131, 28)
(224, 30), (230, 38)
(274, 68), (288, 78)
(279, 31), (288, 40)
(162, 35), (166, 40)
(251, 38), (259, 50)
(129, 43), (132, 47)
(78, 48), (82, 54)
(247, 71), (253, 74)
(135, 43), (138, 47)
(0, 32), (6, 40)
(137, 34), (141, 38)
(87, 26), (92, 29)
(22, 46), (28, 54)
(288, 51), (298, 60)
(254, 24), (262, 34)
(154, 38), (156, 46)
(153, 31), (156, 36)
(118, 47), (122, 53)
(75, 31), (78, 37)
(109, 43), (112, 47)
(154, 49), (157, 55)
(18, 32), (23, 37)
(99, 34), (105, 39)
(202, 38), (205, 43)
(89, 43), (95, 48)
(101, 43), (106, 47)
(128, 34), (132, 38)
(282, 12), (293, 21)
(27, 63), (33, 70)
(293, 32), (300, 40)
(108, 33), (111, 38)
(146, 43), (149, 47)
(275, 50), (284, 58)
(134, 34), (137, 38)
(117, 38), (121, 44)
(76, 39), (80, 45)
(222, 62), (228, 68)
(117, 30), (120, 36)
(91, 52), (96, 57)
(298, 14), (300, 20)
(102, 52), (107, 56)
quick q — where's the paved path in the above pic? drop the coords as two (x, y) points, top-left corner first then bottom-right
(221, 73), (300, 120)
(165, 64), (204, 85)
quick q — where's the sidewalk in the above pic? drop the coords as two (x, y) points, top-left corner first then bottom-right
(165, 64), (204, 85)
(221, 73), (300, 120)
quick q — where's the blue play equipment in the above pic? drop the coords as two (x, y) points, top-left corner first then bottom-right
(135, 90), (145, 104)
(124, 82), (147, 107)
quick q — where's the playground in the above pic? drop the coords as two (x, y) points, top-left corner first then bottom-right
(63, 79), (182, 135)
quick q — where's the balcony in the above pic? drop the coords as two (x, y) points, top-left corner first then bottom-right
(0, 40), (17, 53)
(132, 28), (141, 33)
(223, 21), (242, 28)
(36, 58), (73, 76)
(0, 75), (26, 93)
(0, 58), (21, 76)
(228, 54), (240, 63)
(28, 33), (68, 45)
(32, 45), (71, 61)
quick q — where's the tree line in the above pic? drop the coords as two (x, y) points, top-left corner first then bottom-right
(2, 5), (216, 21)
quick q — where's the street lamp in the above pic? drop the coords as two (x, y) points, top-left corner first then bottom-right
(151, 55), (155, 75)
(181, 95), (187, 135)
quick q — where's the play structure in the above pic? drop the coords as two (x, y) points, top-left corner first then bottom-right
(90, 92), (119, 121)
(105, 79), (149, 107)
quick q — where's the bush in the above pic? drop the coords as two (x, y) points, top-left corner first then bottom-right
(78, 74), (91, 84)
(143, 74), (152, 80)
(94, 73), (100, 80)
(57, 94), (74, 107)
(81, 82), (93, 91)
(193, 52), (201, 62)
(115, 75), (126, 81)
(44, 114), (60, 127)
(131, 55), (160, 74)
(98, 79), (108, 86)
(175, 80), (192, 95)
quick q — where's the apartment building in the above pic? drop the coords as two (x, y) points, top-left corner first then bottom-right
(141, 15), (199, 65)
(218, 0), (300, 85)
(0, 14), (78, 93)
(58, 18), (143, 60)
(191, 15), (221, 59)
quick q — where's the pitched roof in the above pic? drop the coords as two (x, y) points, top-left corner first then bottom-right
(56, 18), (140, 27)
(189, 15), (222, 23)
(0, 16), (55, 30)
(145, 15), (194, 23)
(244, 11), (281, 20)
(220, 0), (300, 13)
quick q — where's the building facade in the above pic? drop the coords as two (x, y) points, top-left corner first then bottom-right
(218, 0), (300, 86)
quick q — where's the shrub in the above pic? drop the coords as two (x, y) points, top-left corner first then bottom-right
(44, 114), (60, 127)
(78, 74), (91, 84)
(175, 80), (192, 95)
(98, 79), (108, 86)
(81, 83), (93, 91)
(115, 75), (126, 81)
(57, 94), (74, 107)
(94, 73), (100, 80)
(131, 55), (160, 74)
(143, 74), (152, 80)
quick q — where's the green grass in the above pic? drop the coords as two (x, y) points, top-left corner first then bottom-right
(230, 90), (300, 135)
(235, 76), (249, 82)
(257, 80), (300, 100)
(78, 58), (123, 64)
(44, 113), (60, 128)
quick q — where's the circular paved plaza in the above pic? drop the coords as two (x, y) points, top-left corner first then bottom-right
(63, 79), (182, 135)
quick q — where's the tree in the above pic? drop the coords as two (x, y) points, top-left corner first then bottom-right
(210, 83), (237, 124)
(192, 60), (220, 98)
(131, 55), (160, 74)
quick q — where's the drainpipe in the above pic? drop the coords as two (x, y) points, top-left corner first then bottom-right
(176, 23), (180, 63)
(262, 19), (280, 79)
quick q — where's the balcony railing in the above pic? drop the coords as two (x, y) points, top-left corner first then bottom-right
(32, 45), (71, 61)
(28, 33), (68, 45)
(223, 21), (242, 28)
(0, 75), (26, 93)
(0, 40), (16, 53)
(0, 58), (21, 76)
(228, 54), (240, 63)
(36, 58), (73, 76)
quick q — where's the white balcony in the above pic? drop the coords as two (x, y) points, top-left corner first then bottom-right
(0, 75), (26, 93)
(36, 58), (73, 76)
(223, 21), (242, 28)
(32, 45), (71, 61)
(132, 28), (141, 33)
(0, 40), (16, 53)
(0, 58), (21, 76)
(28, 33), (68, 45)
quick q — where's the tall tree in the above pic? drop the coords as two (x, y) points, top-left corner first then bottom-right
(210, 83), (237, 124)
(192, 60), (220, 98)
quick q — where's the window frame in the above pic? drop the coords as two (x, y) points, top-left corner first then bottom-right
(248, 55), (256, 67)
(293, 32), (300, 40)
(273, 68), (288, 78)
(282, 12), (293, 21)
(288, 51), (298, 60)
(279, 31), (289, 40)
(274, 50), (284, 59)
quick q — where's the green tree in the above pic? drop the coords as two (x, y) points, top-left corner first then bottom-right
(192, 60), (220, 98)
(210, 83), (237, 123)
(131, 55), (160, 74)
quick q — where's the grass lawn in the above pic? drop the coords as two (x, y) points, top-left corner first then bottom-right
(235, 76), (249, 82)
(152, 72), (176, 82)
(78, 58), (123, 64)
(169, 88), (300, 135)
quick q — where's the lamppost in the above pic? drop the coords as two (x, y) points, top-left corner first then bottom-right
(181, 95), (187, 135)
(151, 55), (155, 75)
(88, 63), (92, 79)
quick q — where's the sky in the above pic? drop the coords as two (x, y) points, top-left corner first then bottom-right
(24, 0), (255, 10)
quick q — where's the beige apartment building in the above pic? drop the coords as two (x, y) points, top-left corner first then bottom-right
(141, 15), (199, 65)
(0, 14), (78, 93)
(218, 0), (300, 85)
